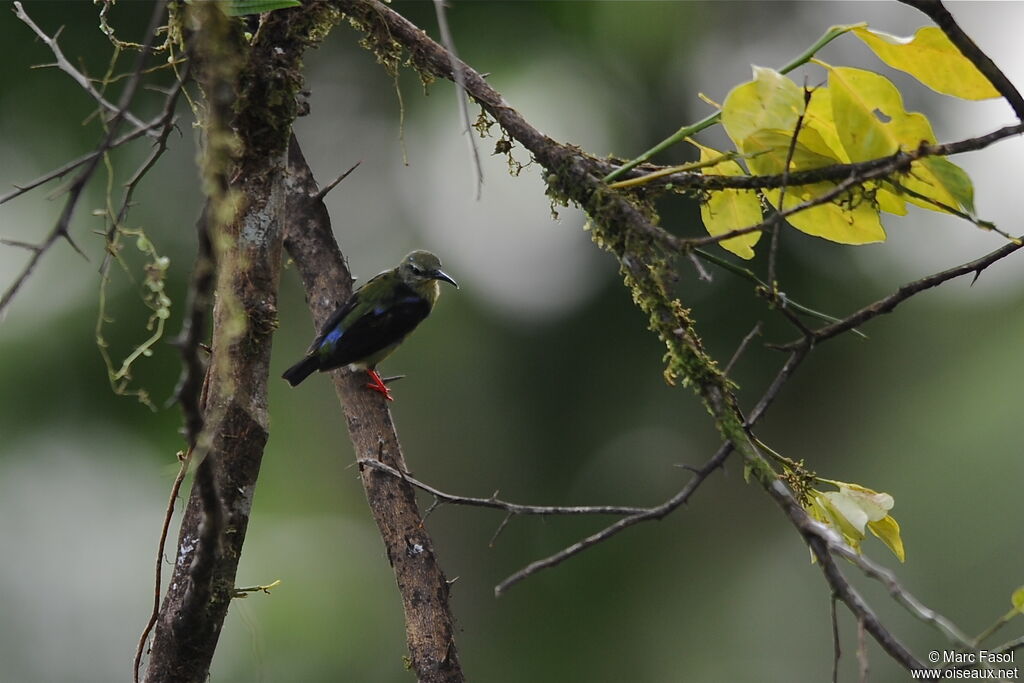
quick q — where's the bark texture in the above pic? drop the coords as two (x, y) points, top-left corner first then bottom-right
(144, 4), (338, 681)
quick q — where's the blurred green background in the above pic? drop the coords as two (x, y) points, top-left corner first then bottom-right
(1, 2), (1022, 681)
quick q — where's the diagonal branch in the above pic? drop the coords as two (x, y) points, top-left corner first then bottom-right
(774, 236), (1024, 349)
(284, 138), (464, 683)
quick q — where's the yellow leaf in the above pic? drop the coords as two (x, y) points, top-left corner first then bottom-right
(742, 128), (842, 176)
(826, 64), (975, 214)
(722, 66), (806, 149)
(797, 90), (907, 216)
(867, 515), (906, 563)
(853, 26), (1000, 100)
(802, 88), (849, 160)
(721, 67), (886, 245)
(691, 141), (762, 260)
(740, 130), (886, 245)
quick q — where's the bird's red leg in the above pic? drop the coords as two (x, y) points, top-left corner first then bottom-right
(365, 369), (394, 401)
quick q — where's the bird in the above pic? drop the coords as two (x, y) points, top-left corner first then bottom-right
(282, 250), (458, 401)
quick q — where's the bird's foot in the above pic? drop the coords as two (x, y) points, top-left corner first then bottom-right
(365, 369), (394, 401)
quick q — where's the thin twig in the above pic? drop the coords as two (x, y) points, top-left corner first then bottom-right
(616, 124), (1024, 193)
(767, 84), (811, 289)
(0, 115), (168, 206)
(312, 159), (362, 202)
(857, 617), (869, 683)
(357, 458), (649, 517)
(831, 594), (841, 683)
(495, 442), (732, 597)
(13, 2), (153, 135)
(1, 1), (166, 319)
(724, 321), (762, 376)
(432, 0), (482, 200)
(133, 448), (193, 683)
(101, 64), (189, 275)
(774, 236), (1024, 349)
(686, 248), (713, 282)
(693, 248), (865, 338)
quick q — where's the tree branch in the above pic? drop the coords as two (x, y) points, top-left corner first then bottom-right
(331, 4), (992, 673)
(283, 139), (464, 683)
(143, 4), (340, 681)
(774, 236), (1024, 349)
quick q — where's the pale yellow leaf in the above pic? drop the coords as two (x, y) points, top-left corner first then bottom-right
(853, 26), (1000, 100)
(691, 141), (762, 259)
(826, 64), (975, 214)
(867, 515), (906, 563)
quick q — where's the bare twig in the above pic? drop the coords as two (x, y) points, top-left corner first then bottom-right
(692, 248), (866, 337)
(493, 344), (810, 595)
(495, 441), (733, 597)
(858, 618), (869, 683)
(102, 64), (190, 275)
(356, 458), (648, 516)
(685, 248), (713, 282)
(432, 0), (483, 199)
(1, 1), (166, 319)
(0, 115), (168, 207)
(831, 594), (841, 683)
(133, 449), (192, 683)
(13, 2), (153, 134)
(767, 84), (812, 288)
(312, 159), (361, 202)
(774, 236), (1024, 349)
(724, 321), (763, 376)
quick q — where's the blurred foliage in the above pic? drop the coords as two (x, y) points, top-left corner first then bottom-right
(0, 2), (1022, 682)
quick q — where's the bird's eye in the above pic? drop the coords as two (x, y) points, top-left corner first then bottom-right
(411, 265), (424, 275)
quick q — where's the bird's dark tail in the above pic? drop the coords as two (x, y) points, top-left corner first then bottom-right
(282, 355), (319, 387)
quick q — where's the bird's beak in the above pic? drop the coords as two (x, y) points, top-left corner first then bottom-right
(433, 269), (458, 288)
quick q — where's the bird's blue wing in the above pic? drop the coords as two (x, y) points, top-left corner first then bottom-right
(312, 288), (431, 370)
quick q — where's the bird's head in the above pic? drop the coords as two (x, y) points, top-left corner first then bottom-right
(398, 250), (459, 289)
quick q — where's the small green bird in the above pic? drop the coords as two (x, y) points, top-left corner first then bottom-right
(282, 250), (458, 400)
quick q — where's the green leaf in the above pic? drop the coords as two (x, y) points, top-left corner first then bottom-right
(690, 141), (762, 260)
(918, 156), (976, 216)
(1011, 586), (1024, 614)
(220, 0), (301, 16)
(853, 26), (1000, 100)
